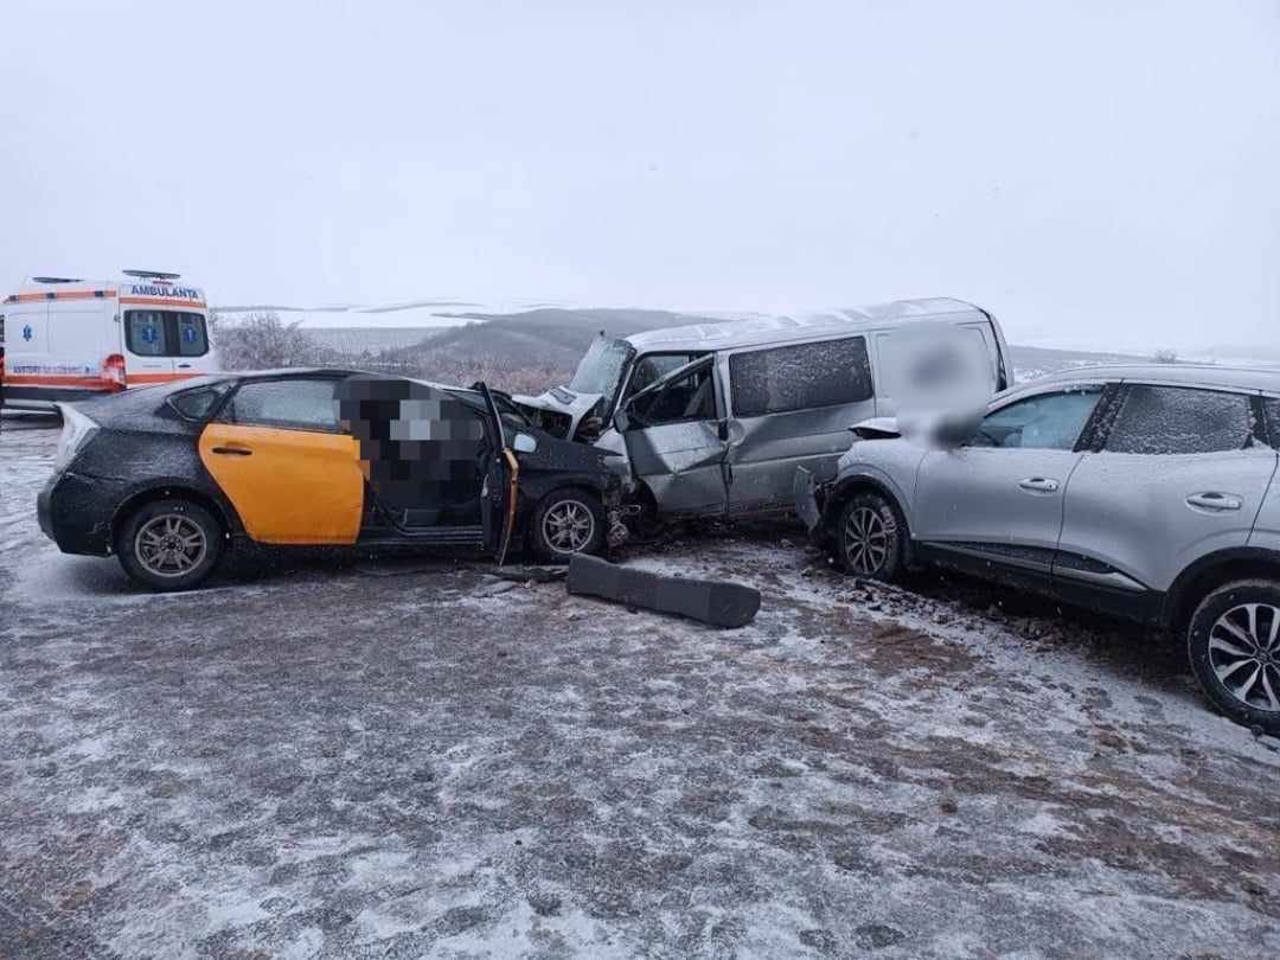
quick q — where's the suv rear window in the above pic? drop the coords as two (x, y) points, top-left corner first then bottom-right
(1105, 385), (1252, 455)
(729, 336), (872, 418)
(125, 310), (209, 358)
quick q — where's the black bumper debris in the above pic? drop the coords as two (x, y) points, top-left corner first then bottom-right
(566, 554), (761, 629)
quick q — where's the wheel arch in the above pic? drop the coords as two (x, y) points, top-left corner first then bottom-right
(110, 481), (241, 547)
(1163, 548), (1280, 632)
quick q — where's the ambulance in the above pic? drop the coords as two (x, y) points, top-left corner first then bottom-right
(0, 270), (219, 410)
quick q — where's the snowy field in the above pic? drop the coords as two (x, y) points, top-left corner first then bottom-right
(2, 419), (1280, 958)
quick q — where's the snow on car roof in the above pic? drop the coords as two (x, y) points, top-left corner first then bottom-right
(624, 298), (989, 352)
(1029, 364), (1280, 394)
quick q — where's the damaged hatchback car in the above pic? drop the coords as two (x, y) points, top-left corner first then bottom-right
(38, 370), (624, 591)
(798, 364), (1280, 733)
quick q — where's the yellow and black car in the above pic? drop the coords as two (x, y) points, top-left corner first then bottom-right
(38, 369), (623, 590)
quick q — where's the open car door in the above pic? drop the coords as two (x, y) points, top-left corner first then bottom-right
(478, 382), (519, 564)
(614, 354), (729, 515)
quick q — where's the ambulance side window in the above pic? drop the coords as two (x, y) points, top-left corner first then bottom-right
(176, 313), (209, 356)
(126, 311), (169, 356)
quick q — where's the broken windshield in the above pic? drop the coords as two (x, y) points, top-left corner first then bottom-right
(567, 336), (633, 399)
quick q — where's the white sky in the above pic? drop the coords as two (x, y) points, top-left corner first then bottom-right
(2, 0), (1277, 352)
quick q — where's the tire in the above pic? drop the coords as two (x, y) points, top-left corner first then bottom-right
(530, 488), (606, 563)
(115, 498), (224, 592)
(833, 491), (906, 582)
(1187, 579), (1280, 734)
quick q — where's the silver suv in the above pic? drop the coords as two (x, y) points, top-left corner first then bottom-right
(798, 365), (1280, 733)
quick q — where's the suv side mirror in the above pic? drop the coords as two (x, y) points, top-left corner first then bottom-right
(512, 432), (537, 453)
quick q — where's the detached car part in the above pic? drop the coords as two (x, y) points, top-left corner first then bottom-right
(566, 554), (761, 628)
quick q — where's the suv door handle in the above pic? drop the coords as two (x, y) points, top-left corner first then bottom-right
(210, 445), (253, 457)
(1018, 477), (1059, 493)
(1186, 492), (1242, 512)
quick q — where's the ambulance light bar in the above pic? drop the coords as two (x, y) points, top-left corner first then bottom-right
(122, 269), (182, 281)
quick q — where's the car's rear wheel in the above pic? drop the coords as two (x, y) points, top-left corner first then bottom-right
(530, 488), (605, 562)
(116, 498), (223, 592)
(1188, 580), (1280, 734)
(835, 491), (906, 582)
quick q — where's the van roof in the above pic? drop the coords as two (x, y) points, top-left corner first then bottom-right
(623, 297), (990, 352)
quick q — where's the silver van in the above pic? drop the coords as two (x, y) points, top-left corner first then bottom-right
(515, 298), (1012, 519)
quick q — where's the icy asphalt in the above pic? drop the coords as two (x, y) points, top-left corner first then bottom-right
(2, 418), (1279, 960)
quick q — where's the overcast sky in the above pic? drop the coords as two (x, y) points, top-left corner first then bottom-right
(2, 0), (1277, 351)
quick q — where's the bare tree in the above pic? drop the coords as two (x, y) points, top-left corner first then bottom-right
(210, 311), (337, 370)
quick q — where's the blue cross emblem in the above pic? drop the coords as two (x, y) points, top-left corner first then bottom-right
(142, 325), (158, 344)
(182, 326), (197, 343)
(22, 324), (32, 341)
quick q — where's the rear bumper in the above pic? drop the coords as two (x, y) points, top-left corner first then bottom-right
(38, 470), (123, 556)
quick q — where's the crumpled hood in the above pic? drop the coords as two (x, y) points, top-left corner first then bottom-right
(511, 386), (604, 426)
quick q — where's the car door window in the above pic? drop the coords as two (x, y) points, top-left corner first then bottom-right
(1264, 397), (1280, 447)
(970, 388), (1101, 450)
(627, 353), (702, 398)
(224, 379), (341, 431)
(1104, 385), (1252, 455)
(630, 364), (716, 427)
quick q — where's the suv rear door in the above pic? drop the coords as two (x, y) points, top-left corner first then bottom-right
(1056, 382), (1279, 615)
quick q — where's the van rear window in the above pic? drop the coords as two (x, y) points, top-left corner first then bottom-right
(729, 336), (873, 417)
(125, 311), (209, 358)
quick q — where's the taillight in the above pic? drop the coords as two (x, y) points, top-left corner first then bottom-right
(102, 353), (127, 390)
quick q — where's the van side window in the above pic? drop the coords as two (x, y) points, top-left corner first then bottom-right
(1105, 385), (1253, 455)
(126, 311), (169, 356)
(1265, 398), (1280, 447)
(729, 336), (872, 418)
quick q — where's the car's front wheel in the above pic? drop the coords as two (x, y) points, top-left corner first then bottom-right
(1188, 579), (1280, 735)
(530, 488), (605, 562)
(116, 498), (223, 592)
(835, 491), (906, 581)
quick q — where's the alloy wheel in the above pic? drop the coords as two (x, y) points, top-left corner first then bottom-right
(542, 500), (595, 555)
(1208, 602), (1280, 713)
(134, 514), (208, 578)
(843, 506), (888, 575)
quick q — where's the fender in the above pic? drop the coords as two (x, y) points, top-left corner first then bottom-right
(110, 476), (247, 542)
(822, 465), (912, 529)
(1162, 546), (1280, 628)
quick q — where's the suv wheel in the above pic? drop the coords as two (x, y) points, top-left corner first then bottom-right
(531, 489), (606, 562)
(116, 498), (223, 592)
(1188, 579), (1280, 734)
(835, 491), (906, 581)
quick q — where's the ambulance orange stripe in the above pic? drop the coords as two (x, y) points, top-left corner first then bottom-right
(4, 372), (199, 387)
(3, 289), (116, 303)
(128, 372), (202, 384)
(2, 374), (115, 388)
(119, 297), (207, 309)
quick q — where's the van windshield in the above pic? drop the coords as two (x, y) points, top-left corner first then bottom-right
(567, 337), (633, 398)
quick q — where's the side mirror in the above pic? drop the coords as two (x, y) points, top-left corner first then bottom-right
(613, 409), (631, 433)
(512, 433), (537, 453)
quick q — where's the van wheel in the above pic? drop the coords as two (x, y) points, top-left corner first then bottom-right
(116, 498), (223, 592)
(531, 489), (605, 562)
(835, 491), (906, 582)
(1188, 580), (1280, 735)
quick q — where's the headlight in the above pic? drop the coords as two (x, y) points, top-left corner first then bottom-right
(53, 404), (99, 472)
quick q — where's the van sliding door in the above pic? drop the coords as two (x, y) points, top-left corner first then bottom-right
(723, 336), (875, 513)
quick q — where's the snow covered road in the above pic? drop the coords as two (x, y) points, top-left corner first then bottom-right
(2, 419), (1279, 959)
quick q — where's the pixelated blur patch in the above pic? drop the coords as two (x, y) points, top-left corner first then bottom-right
(335, 376), (489, 525)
